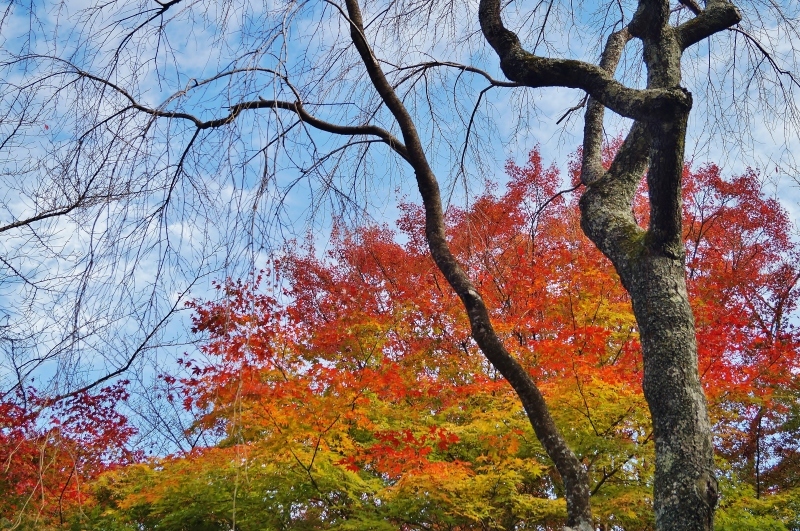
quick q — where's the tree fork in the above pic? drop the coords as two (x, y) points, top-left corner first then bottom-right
(480, 0), (741, 528)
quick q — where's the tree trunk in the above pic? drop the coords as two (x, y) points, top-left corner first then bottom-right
(479, 0), (741, 527)
(580, 120), (718, 531)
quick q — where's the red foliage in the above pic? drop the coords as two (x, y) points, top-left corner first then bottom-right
(178, 146), (799, 500)
(0, 383), (139, 526)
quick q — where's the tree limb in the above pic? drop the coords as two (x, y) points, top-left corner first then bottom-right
(678, 0), (742, 50)
(478, 0), (691, 121)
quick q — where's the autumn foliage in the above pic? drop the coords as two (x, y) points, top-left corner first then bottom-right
(3, 148), (799, 530)
(0, 383), (138, 529)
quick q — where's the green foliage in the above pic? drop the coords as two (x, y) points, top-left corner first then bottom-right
(48, 151), (800, 530)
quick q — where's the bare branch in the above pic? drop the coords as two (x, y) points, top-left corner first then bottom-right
(478, 0), (691, 121)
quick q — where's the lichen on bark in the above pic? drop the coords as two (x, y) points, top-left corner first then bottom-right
(478, 0), (742, 529)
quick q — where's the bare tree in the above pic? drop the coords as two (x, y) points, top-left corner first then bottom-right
(1, 0), (798, 529)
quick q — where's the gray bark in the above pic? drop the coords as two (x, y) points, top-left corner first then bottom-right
(479, 0), (741, 529)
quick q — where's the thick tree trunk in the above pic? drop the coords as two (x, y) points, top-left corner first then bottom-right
(478, 0), (741, 528)
(580, 144), (718, 531)
(579, 74), (718, 530)
(580, 72), (717, 531)
(631, 257), (718, 529)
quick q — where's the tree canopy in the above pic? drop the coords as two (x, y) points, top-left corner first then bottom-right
(2, 0), (800, 528)
(4, 148), (794, 530)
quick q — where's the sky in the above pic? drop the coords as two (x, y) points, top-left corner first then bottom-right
(1, 0), (799, 452)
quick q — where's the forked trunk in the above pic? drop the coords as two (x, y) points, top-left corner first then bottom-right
(478, 0), (741, 527)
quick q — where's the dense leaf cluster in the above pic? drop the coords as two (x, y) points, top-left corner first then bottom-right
(3, 149), (798, 530)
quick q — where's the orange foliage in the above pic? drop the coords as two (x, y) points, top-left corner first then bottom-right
(159, 147), (799, 528)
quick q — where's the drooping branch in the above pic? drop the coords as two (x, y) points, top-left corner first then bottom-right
(728, 26), (800, 90)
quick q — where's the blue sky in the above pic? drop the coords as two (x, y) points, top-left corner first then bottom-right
(1, 0), (799, 451)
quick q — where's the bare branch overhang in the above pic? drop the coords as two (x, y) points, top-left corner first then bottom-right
(19, 54), (409, 162)
(478, 0), (690, 121)
(54, 67), (410, 162)
(479, 0), (740, 119)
